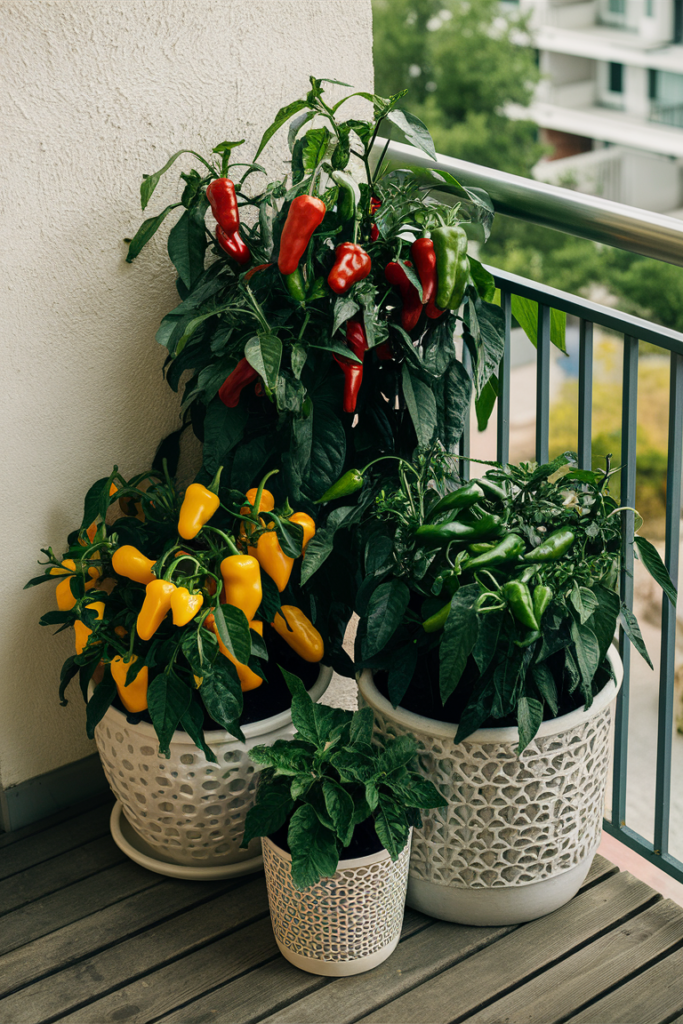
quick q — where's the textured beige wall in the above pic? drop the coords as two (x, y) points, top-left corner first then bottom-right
(0, 0), (373, 789)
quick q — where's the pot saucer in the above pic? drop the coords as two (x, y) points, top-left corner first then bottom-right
(109, 802), (264, 881)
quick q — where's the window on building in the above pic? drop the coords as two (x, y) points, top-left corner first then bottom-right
(649, 69), (658, 100)
(644, 0), (653, 14)
(608, 0), (626, 11)
(609, 63), (623, 93)
(675, 0), (683, 44)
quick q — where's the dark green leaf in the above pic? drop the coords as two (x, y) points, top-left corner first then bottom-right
(291, 343), (307, 379)
(469, 258), (496, 302)
(510, 294), (566, 353)
(58, 656), (79, 706)
(374, 795), (410, 860)
(388, 643), (419, 708)
(379, 734), (418, 775)
(302, 127), (331, 171)
(81, 476), (111, 531)
(570, 584), (599, 625)
(258, 570), (282, 623)
(475, 375), (498, 432)
(180, 699), (217, 763)
(213, 603), (251, 665)
(570, 619), (601, 685)
(242, 776), (294, 847)
(167, 198), (208, 289)
(402, 365), (437, 447)
(281, 665), (317, 743)
(385, 108), (436, 160)
(635, 536), (677, 607)
(455, 684), (493, 743)
(363, 580), (411, 659)
(288, 803), (339, 889)
(532, 663), (558, 716)
(332, 295), (360, 336)
(590, 584), (620, 663)
(620, 603), (653, 669)
(126, 204), (182, 262)
(244, 333), (282, 390)
(323, 780), (354, 845)
(201, 399), (248, 479)
(85, 673), (116, 739)
(473, 610), (503, 676)
(255, 99), (310, 160)
(440, 584), (480, 703)
(349, 706), (374, 748)
(200, 661), (244, 740)
(147, 672), (192, 757)
(140, 150), (209, 210)
(517, 696), (544, 754)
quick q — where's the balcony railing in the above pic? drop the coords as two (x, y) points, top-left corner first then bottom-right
(377, 137), (683, 884)
(650, 101), (683, 129)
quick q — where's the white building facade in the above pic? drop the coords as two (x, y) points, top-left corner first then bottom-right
(512, 0), (683, 213)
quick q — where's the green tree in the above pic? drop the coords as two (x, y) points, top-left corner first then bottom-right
(372, 0), (543, 175)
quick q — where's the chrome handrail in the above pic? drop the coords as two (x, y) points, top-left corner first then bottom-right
(377, 139), (683, 268)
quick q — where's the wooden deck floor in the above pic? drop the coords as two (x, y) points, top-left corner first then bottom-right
(1, 796), (683, 1024)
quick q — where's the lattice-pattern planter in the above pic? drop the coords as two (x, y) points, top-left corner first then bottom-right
(95, 667), (331, 868)
(262, 832), (411, 976)
(357, 648), (622, 926)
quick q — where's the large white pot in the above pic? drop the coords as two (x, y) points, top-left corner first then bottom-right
(94, 666), (332, 868)
(262, 831), (411, 976)
(357, 647), (622, 926)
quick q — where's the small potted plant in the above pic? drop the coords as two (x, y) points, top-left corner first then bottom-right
(27, 463), (331, 872)
(241, 670), (445, 976)
(322, 448), (676, 925)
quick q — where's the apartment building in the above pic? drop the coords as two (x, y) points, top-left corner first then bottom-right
(510, 0), (683, 213)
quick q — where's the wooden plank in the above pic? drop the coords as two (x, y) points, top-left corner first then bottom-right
(59, 916), (279, 1024)
(0, 835), (124, 917)
(0, 875), (247, 1000)
(0, 878), (269, 1024)
(0, 800), (113, 880)
(462, 898), (683, 1024)
(566, 943), (683, 1024)
(155, 909), (433, 1024)
(582, 853), (619, 889)
(0, 861), (159, 963)
(0, 795), (112, 851)
(356, 871), (659, 1023)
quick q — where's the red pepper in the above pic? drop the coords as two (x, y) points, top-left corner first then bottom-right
(278, 196), (326, 276)
(410, 238), (445, 320)
(375, 342), (393, 360)
(244, 262), (271, 282)
(370, 197), (381, 242)
(206, 178), (240, 232)
(218, 357), (258, 408)
(333, 318), (368, 413)
(385, 260), (422, 332)
(216, 225), (251, 265)
(327, 243), (372, 295)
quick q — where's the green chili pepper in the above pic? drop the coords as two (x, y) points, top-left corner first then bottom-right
(502, 580), (539, 631)
(532, 584), (553, 625)
(284, 268), (306, 302)
(468, 541), (495, 555)
(524, 528), (575, 563)
(427, 481), (484, 521)
(315, 469), (364, 503)
(431, 225), (468, 310)
(415, 513), (501, 546)
(422, 600), (451, 633)
(477, 477), (508, 504)
(461, 534), (525, 570)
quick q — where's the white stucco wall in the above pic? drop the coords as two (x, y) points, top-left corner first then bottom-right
(0, 0), (373, 790)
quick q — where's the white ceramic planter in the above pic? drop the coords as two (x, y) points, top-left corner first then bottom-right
(94, 666), (332, 869)
(358, 647), (622, 926)
(262, 831), (411, 976)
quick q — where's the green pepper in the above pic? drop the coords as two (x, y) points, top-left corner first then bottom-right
(315, 469), (364, 503)
(468, 541), (495, 555)
(502, 580), (539, 631)
(284, 268), (306, 302)
(422, 600), (451, 633)
(462, 534), (525, 570)
(524, 528), (575, 563)
(415, 513), (501, 546)
(431, 225), (468, 309)
(477, 477), (508, 504)
(426, 482), (484, 521)
(533, 584), (553, 625)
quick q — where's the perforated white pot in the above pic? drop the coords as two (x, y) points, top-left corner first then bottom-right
(262, 831), (411, 976)
(94, 666), (332, 868)
(358, 647), (622, 926)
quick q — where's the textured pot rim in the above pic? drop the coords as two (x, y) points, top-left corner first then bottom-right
(263, 833), (406, 871)
(94, 663), (333, 746)
(357, 644), (623, 744)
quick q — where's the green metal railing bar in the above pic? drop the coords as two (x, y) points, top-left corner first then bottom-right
(497, 290), (511, 466)
(536, 304), (551, 465)
(578, 320), (594, 471)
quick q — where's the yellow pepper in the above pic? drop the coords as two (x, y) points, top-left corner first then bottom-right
(220, 554), (262, 620)
(289, 511), (316, 553)
(178, 483), (220, 540)
(53, 559), (99, 611)
(74, 601), (105, 655)
(206, 615), (264, 691)
(111, 655), (149, 713)
(136, 580), (176, 640)
(170, 587), (204, 626)
(241, 487), (275, 516)
(250, 525), (293, 593)
(273, 605), (324, 662)
(112, 545), (156, 585)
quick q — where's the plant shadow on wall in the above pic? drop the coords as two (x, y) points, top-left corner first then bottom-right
(120, 76), (552, 676)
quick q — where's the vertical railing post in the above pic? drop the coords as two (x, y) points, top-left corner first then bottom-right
(654, 352), (683, 855)
(536, 304), (551, 465)
(459, 343), (472, 482)
(578, 320), (594, 471)
(612, 334), (638, 828)
(497, 289), (511, 466)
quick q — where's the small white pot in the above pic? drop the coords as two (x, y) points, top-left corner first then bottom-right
(262, 831), (411, 976)
(94, 666), (332, 868)
(358, 647), (622, 926)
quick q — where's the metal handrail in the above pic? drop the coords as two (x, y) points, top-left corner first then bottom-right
(377, 139), (683, 268)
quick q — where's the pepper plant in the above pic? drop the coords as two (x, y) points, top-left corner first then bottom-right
(241, 669), (445, 888)
(126, 77), (508, 673)
(26, 464), (326, 757)
(346, 449), (677, 752)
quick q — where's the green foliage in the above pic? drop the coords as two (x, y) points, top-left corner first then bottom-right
(242, 670), (445, 888)
(352, 449), (676, 751)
